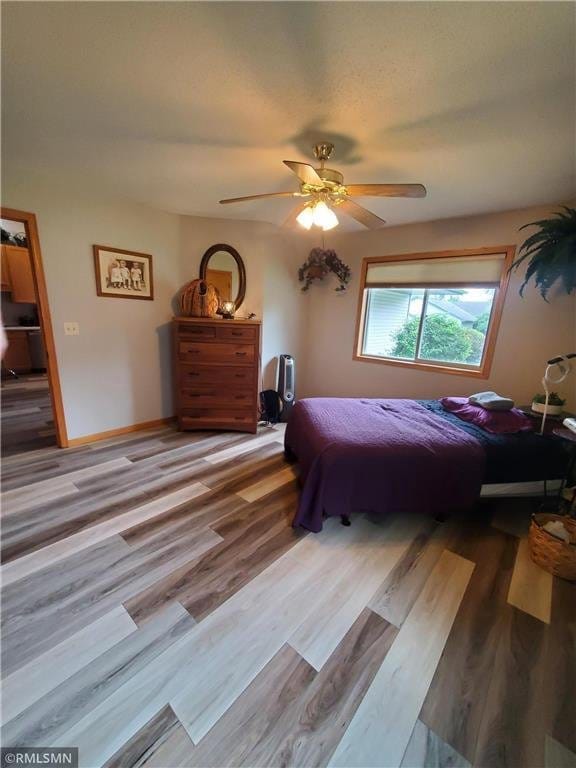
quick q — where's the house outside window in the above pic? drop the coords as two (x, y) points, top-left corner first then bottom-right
(354, 247), (515, 378)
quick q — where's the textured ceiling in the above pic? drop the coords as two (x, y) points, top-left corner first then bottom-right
(2, 2), (575, 229)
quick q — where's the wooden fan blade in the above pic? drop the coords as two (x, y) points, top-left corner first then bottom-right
(219, 191), (302, 204)
(282, 203), (307, 228)
(283, 161), (323, 186)
(339, 199), (386, 229)
(345, 184), (427, 198)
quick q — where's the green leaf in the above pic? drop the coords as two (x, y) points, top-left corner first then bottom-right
(516, 207), (576, 299)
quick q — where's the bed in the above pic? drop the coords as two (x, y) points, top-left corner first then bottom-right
(284, 398), (567, 532)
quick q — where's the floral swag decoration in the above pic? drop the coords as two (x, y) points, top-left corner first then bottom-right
(298, 248), (352, 292)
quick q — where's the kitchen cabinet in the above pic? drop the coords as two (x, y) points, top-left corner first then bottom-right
(3, 330), (32, 372)
(1, 246), (12, 292)
(1, 245), (36, 302)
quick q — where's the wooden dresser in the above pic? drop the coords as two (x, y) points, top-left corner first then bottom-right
(173, 317), (261, 433)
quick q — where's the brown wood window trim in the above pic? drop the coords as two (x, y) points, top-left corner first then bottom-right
(353, 246), (516, 379)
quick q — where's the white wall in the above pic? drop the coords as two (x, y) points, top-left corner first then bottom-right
(1, 174), (305, 439)
(294, 203), (576, 409)
(3, 168), (573, 440)
(262, 229), (307, 391)
(2, 174), (182, 439)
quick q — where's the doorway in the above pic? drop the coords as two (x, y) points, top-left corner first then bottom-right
(206, 268), (233, 302)
(1, 208), (67, 454)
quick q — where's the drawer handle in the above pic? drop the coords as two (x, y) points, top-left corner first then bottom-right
(234, 395), (247, 400)
(231, 331), (243, 336)
(188, 372), (200, 377)
(234, 373), (246, 378)
(235, 351), (247, 357)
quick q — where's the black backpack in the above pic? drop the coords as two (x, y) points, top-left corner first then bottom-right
(259, 389), (282, 424)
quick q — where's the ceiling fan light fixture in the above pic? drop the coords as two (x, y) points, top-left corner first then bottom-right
(219, 143), (426, 232)
(296, 205), (315, 230)
(313, 200), (339, 231)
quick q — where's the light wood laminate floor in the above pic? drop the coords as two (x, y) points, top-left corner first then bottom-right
(1, 423), (574, 768)
(1, 373), (55, 456)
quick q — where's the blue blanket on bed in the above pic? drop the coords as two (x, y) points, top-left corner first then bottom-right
(418, 399), (567, 483)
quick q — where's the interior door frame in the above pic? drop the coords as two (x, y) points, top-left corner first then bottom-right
(1, 207), (68, 447)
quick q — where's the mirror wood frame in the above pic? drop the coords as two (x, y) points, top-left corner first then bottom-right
(199, 243), (246, 311)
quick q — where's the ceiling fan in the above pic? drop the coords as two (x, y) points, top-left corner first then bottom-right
(219, 142), (427, 231)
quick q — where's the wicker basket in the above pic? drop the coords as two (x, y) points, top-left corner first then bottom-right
(528, 513), (576, 581)
(180, 279), (219, 318)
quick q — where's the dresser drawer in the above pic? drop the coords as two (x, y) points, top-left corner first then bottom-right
(179, 341), (255, 364)
(180, 408), (256, 431)
(216, 325), (257, 342)
(180, 417), (256, 433)
(181, 389), (254, 408)
(179, 364), (256, 387)
(177, 323), (217, 339)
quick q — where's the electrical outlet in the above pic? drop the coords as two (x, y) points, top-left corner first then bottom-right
(64, 322), (80, 336)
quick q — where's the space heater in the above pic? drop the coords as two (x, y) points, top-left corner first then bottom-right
(278, 354), (295, 422)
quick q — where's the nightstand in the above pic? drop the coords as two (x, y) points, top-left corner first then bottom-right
(517, 405), (575, 429)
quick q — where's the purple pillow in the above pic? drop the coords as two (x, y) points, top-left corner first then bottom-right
(440, 397), (533, 434)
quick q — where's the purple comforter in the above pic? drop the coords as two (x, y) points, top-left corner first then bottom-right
(285, 398), (486, 532)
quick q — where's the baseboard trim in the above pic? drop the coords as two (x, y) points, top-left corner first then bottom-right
(67, 417), (176, 447)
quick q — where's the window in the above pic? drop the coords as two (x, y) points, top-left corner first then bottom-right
(354, 247), (514, 377)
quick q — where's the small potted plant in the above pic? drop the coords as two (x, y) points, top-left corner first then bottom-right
(531, 391), (566, 416)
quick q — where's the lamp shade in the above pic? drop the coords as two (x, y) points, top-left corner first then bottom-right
(313, 201), (339, 231)
(296, 206), (315, 230)
(297, 201), (339, 231)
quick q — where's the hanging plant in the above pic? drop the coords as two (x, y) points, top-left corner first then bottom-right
(298, 248), (351, 292)
(511, 206), (576, 300)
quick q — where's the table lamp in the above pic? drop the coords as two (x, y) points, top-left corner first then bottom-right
(539, 353), (575, 434)
(221, 301), (235, 320)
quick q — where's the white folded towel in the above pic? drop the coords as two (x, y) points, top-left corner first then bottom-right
(543, 520), (570, 543)
(469, 391), (514, 411)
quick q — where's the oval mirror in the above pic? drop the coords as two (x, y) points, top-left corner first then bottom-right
(199, 243), (246, 314)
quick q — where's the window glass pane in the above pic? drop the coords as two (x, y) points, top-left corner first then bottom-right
(417, 288), (496, 366)
(362, 288), (424, 359)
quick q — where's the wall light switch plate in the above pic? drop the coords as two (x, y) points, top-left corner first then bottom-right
(64, 322), (80, 336)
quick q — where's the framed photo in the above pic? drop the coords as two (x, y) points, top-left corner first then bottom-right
(93, 245), (154, 300)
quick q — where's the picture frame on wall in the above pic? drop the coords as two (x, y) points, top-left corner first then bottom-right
(93, 244), (154, 300)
